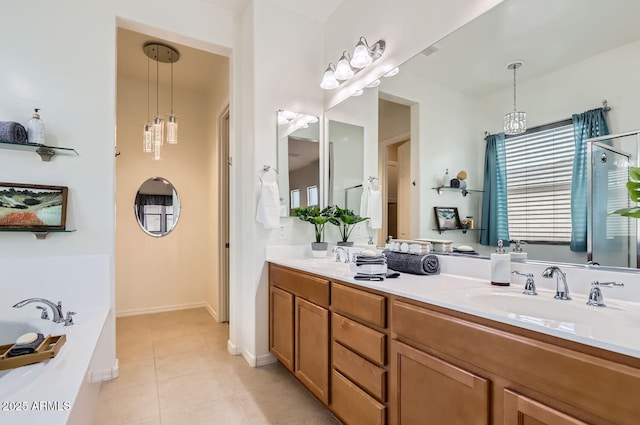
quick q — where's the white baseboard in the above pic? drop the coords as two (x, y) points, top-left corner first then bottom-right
(89, 359), (119, 383)
(241, 348), (257, 367)
(205, 303), (219, 322)
(227, 339), (240, 356)
(116, 302), (210, 317)
(257, 353), (277, 366)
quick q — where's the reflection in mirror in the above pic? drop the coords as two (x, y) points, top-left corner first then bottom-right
(328, 0), (640, 270)
(328, 120), (364, 211)
(277, 111), (320, 216)
(134, 177), (181, 237)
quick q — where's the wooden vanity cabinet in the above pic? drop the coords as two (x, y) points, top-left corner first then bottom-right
(330, 282), (389, 425)
(389, 297), (640, 425)
(269, 264), (330, 405)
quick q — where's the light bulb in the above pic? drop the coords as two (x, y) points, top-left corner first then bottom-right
(153, 117), (164, 146)
(277, 113), (289, 124)
(352, 89), (364, 97)
(153, 139), (161, 161)
(334, 54), (354, 80)
(281, 110), (296, 120)
(143, 124), (152, 153)
(351, 40), (373, 68)
(320, 66), (339, 89)
(167, 115), (178, 144)
(305, 115), (319, 124)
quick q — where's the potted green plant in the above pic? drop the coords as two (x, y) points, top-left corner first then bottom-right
(610, 167), (640, 218)
(329, 206), (369, 246)
(292, 206), (334, 257)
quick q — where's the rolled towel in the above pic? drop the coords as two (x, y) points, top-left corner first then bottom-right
(0, 121), (28, 144)
(7, 333), (45, 357)
(384, 250), (440, 275)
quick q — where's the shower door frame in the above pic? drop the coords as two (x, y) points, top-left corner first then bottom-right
(586, 130), (640, 268)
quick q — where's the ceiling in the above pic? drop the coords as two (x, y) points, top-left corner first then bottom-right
(117, 28), (228, 92)
(201, 0), (344, 23)
(400, 0), (640, 97)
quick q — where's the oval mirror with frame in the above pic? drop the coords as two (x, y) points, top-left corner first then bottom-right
(134, 177), (181, 237)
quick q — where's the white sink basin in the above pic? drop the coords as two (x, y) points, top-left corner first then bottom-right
(455, 287), (640, 332)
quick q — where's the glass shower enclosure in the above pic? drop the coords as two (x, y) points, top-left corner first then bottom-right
(587, 131), (639, 268)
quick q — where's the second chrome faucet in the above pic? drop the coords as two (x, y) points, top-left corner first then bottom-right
(542, 266), (571, 300)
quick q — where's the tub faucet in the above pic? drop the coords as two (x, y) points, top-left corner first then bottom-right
(13, 298), (65, 323)
(541, 266), (571, 300)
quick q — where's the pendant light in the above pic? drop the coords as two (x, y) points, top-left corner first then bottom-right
(504, 61), (526, 135)
(142, 52), (152, 153)
(143, 42), (180, 159)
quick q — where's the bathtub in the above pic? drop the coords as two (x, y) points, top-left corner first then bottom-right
(0, 307), (111, 425)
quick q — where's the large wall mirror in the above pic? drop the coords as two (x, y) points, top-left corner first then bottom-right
(325, 0), (640, 270)
(277, 110), (320, 216)
(134, 177), (181, 237)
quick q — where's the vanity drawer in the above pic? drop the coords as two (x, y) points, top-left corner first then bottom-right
(332, 341), (386, 402)
(269, 264), (330, 306)
(331, 369), (386, 425)
(332, 313), (386, 366)
(332, 282), (386, 328)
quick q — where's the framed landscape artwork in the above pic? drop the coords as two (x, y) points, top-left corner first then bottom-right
(0, 183), (68, 230)
(434, 206), (461, 231)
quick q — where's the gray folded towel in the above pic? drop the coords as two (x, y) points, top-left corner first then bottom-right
(7, 333), (45, 357)
(0, 121), (28, 144)
(383, 250), (440, 275)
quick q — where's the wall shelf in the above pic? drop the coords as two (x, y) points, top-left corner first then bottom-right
(0, 229), (76, 239)
(432, 228), (483, 235)
(432, 186), (482, 197)
(0, 140), (79, 161)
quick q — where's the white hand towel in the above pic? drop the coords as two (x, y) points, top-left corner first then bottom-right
(256, 181), (281, 229)
(369, 188), (382, 229)
(360, 181), (371, 219)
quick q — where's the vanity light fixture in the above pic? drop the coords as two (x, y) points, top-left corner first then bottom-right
(143, 42), (181, 160)
(366, 79), (381, 88)
(320, 36), (386, 90)
(504, 61), (526, 135)
(352, 89), (364, 97)
(383, 66), (399, 77)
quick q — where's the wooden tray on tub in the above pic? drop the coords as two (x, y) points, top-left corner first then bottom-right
(0, 334), (66, 371)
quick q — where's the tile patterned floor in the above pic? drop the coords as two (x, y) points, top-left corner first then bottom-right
(94, 308), (340, 425)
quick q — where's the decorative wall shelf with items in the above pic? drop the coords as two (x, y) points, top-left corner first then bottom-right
(0, 140), (79, 162)
(432, 186), (483, 197)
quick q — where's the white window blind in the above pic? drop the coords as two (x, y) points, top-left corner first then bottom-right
(505, 122), (574, 243)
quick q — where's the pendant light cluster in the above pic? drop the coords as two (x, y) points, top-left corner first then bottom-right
(320, 36), (398, 95)
(142, 42), (180, 160)
(504, 61), (526, 135)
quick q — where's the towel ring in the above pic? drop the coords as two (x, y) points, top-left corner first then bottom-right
(368, 176), (379, 189)
(259, 165), (278, 183)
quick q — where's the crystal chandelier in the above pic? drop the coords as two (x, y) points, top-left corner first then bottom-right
(504, 61), (526, 135)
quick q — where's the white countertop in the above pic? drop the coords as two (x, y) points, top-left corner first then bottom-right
(267, 250), (640, 360)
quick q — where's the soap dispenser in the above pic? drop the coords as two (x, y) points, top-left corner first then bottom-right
(491, 240), (511, 286)
(27, 108), (45, 145)
(510, 240), (528, 262)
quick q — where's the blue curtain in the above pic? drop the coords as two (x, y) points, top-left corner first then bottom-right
(480, 133), (509, 246)
(570, 108), (609, 251)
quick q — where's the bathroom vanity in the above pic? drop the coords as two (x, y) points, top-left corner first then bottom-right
(268, 257), (640, 425)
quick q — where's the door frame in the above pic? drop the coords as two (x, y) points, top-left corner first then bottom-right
(218, 104), (230, 322)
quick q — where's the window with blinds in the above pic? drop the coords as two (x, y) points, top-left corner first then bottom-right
(505, 121), (574, 243)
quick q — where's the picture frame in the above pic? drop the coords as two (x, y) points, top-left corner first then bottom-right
(0, 183), (68, 230)
(434, 206), (461, 231)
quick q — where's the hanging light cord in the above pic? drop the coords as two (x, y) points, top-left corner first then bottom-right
(156, 50), (160, 117)
(146, 53), (150, 123)
(513, 65), (517, 112)
(170, 59), (174, 115)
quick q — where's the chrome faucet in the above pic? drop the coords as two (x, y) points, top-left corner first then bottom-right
(541, 266), (571, 300)
(587, 281), (624, 307)
(333, 247), (350, 263)
(13, 298), (65, 323)
(511, 271), (537, 295)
